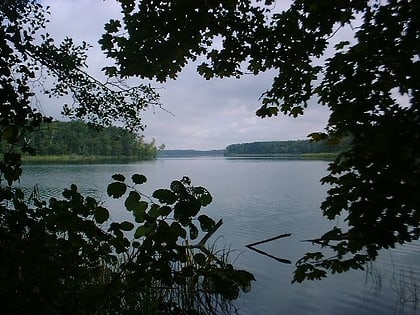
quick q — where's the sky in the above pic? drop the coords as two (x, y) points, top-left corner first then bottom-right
(38, 0), (330, 150)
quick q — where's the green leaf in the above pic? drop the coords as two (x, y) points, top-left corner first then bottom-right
(159, 205), (172, 217)
(231, 270), (255, 292)
(133, 201), (148, 222)
(107, 182), (127, 198)
(152, 189), (177, 204)
(170, 180), (187, 195)
(193, 186), (212, 206)
(112, 174), (125, 182)
(256, 105), (279, 118)
(188, 223), (199, 240)
(134, 223), (155, 238)
(132, 173), (147, 185)
(198, 214), (216, 232)
(148, 203), (160, 218)
(125, 191), (141, 211)
(120, 221), (134, 231)
(174, 198), (201, 221)
(170, 222), (187, 239)
(104, 19), (121, 33)
(94, 207), (109, 224)
(134, 226), (148, 238)
(335, 40), (350, 50)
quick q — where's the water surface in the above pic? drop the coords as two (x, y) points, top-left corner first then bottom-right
(21, 158), (420, 314)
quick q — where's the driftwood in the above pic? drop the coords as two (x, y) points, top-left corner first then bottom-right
(245, 233), (292, 264)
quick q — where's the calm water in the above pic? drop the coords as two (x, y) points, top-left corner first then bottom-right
(20, 158), (420, 315)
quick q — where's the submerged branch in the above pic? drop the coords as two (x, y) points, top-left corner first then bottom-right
(245, 233), (291, 247)
(246, 246), (291, 264)
(245, 233), (292, 264)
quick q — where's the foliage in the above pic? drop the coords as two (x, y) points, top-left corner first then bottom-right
(224, 139), (350, 156)
(0, 1), (253, 313)
(102, 0), (420, 281)
(0, 0), (159, 182)
(0, 174), (254, 314)
(158, 149), (225, 158)
(0, 120), (158, 159)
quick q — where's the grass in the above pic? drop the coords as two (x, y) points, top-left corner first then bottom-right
(22, 155), (155, 164)
(301, 152), (339, 160)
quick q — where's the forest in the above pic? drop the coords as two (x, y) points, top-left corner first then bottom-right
(0, 121), (157, 160)
(158, 149), (225, 157)
(225, 139), (350, 157)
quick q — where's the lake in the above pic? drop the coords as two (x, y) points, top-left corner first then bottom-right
(20, 158), (420, 315)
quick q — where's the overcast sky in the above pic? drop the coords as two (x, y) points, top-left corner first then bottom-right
(39, 0), (330, 150)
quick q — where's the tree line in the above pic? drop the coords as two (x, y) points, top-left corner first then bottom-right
(1, 121), (157, 160)
(225, 139), (350, 156)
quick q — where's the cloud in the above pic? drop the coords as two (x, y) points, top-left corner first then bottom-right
(39, 0), (330, 150)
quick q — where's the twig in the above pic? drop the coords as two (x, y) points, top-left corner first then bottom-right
(246, 245), (291, 264)
(189, 219), (223, 264)
(199, 219), (223, 246)
(245, 233), (292, 264)
(245, 233), (291, 247)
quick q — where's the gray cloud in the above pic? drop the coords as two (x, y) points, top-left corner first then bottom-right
(39, 0), (330, 150)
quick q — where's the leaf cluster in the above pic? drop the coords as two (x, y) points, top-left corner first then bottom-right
(0, 174), (254, 314)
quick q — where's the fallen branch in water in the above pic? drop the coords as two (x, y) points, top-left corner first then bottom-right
(246, 245), (292, 264)
(245, 233), (292, 264)
(246, 233), (291, 247)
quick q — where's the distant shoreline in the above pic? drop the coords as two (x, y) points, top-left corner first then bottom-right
(21, 152), (338, 164)
(224, 152), (338, 160)
(22, 155), (155, 164)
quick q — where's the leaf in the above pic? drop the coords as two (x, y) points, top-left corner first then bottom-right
(256, 105), (279, 118)
(134, 223), (154, 238)
(170, 222), (187, 239)
(133, 201), (148, 222)
(159, 205), (172, 217)
(152, 189), (177, 204)
(335, 40), (350, 50)
(174, 198), (201, 220)
(170, 180), (187, 195)
(189, 223), (199, 240)
(94, 207), (109, 224)
(132, 174), (147, 185)
(148, 203), (160, 218)
(193, 186), (212, 206)
(125, 191), (141, 211)
(233, 270), (255, 292)
(107, 182), (127, 198)
(104, 19), (121, 33)
(308, 132), (328, 142)
(181, 176), (191, 185)
(198, 214), (216, 232)
(62, 189), (71, 199)
(120, 221), (134, 231)
(112, 174), (125, 182)
(134, 226), (148, 238)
